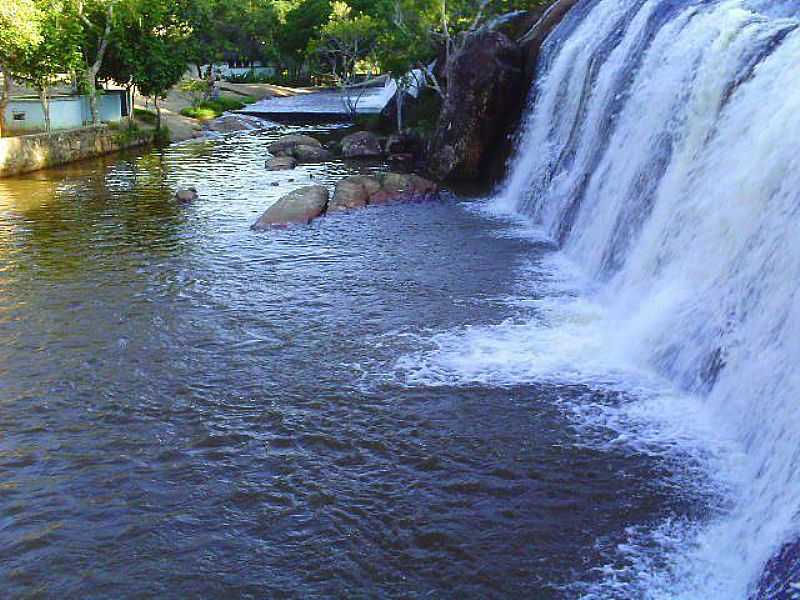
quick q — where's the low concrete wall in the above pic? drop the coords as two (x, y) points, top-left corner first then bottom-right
(0, 125), (153, 178)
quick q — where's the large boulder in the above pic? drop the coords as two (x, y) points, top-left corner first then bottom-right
(427, 30), (525, 181)
(293, 144), (333, 162)
(371, 173), (438, 204)
(267, 134), (332, 163)
(328, 173), (438, 212)
(341, 131), (383, 158)
(252, 185), (330, 229)
(328, 175), (383, 212)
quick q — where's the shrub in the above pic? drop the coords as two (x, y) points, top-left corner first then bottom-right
(179, 96), (250, 120)
(153, 126), (171, 147)
(134, 108), (158, 125)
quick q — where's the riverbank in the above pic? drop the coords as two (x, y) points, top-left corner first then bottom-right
(0, 125), (154, 178)
(136, 82), (310, 142)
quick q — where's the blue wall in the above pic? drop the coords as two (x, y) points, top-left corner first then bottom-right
(4, 92), (125, 135)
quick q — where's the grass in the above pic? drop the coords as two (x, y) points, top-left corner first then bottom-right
(134, 108), (158, 125)
(180, 95), (256, 120)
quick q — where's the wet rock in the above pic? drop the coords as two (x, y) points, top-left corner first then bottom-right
(385, 132), (424, 156)
(328, 175), (382, 212)
(329, 173), (438, 212)
(266, 156), (297, 171)
(371, 173), (438, 204)
(341, 131), (383, 158)
(207, 114), (254, 133)
(292, 144), (333, 162)
(252, 186), (330, 229)
(427, 30), (524, 181)
(268, 134), (322, 156)
(175, 187), (199, 203)
(388, 153), (415, 173)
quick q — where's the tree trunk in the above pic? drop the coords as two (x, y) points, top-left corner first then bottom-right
(154, 96), (161, 130)
(127, 86), (135, 123)
(38, 87), (51, 133)
(0, 70), (10, 138)
(396, 86), (404, 133)
(85, 67), (100, 125)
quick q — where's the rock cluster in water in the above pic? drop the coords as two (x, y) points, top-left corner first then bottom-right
(252, 173), (438, 230)
(267, 134), (332, 163)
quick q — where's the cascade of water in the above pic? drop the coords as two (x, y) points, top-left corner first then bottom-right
(494, 0), (800, 597)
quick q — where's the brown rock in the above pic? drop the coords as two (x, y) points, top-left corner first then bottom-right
(328, 175), (383, 212)
(252, 185), (330, 229)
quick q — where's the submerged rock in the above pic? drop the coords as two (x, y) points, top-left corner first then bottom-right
(252, 185), (330, 229)
(341, 131), (383, 158)
(175, 187), (199, 203)
(266, 156), (297, 171)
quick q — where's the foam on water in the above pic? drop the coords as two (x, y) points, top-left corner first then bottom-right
(401, 0), (800, 596)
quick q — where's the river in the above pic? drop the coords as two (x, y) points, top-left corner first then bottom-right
(0, 125), (716, 598)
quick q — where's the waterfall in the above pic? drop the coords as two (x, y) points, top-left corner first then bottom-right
(494, 0), (800, 597)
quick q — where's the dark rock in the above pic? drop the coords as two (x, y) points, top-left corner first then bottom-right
(388, 153), (415, 173)
(385, 132), (424, 156)
(268, 134), (322, 156)
(427, 30), (524, 181)
(341, 131), (383, 158)
(292, 145), (332, 162)
(252, 185), (330, 229)
(519, 0), (582, 85)
(266, 156), (297, 171)
(175, 187), (199, 203)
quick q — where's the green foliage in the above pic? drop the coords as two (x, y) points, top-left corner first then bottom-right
(133, 108), (158, 125)
(0, 1), (42, 62)
(153, 125), (171, 147)
(180, 106), (218, 120)
(112, 120), (143, 145)
(179, 96), (247, 120)
(180, 79), (212, 107)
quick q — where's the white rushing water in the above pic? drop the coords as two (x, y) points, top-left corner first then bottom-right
(483, 0), (800, 597)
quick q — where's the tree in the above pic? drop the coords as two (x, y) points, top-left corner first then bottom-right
(276, 0), (331, 80)
(0, 1), (43, 136)
(9, 0), (83, 133)
(115, 0), (192, 131)
(311, 2), (380, 117)
(74, 0), (121, 126)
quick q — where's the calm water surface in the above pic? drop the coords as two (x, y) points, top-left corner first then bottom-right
(0, 127), (711, 598)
